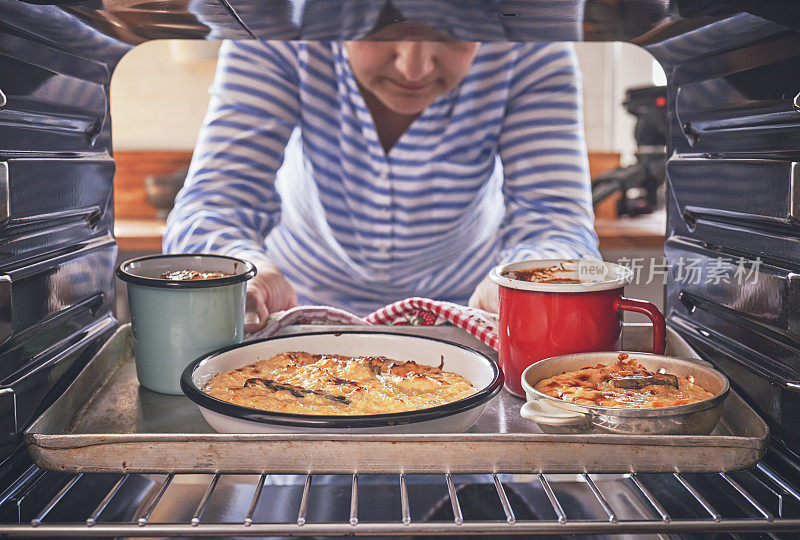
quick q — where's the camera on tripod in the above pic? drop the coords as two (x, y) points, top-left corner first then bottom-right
(592, 85), (667, 217)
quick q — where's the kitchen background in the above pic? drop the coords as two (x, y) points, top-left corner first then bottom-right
(111, 40), (667, 320)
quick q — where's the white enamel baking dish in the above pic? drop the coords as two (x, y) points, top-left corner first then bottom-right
(181, 331), (503, 433)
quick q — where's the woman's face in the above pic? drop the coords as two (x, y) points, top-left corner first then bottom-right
(345, 25), (479, 116)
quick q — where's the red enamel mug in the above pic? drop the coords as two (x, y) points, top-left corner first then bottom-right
(489, 259), (666, 397)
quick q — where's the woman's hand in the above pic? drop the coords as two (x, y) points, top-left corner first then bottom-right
(468, 275), (499, 314)
(244, 260), (299, 333)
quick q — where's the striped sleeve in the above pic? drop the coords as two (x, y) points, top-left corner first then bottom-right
(163, 40), (300, 262)
(497, 42), (600, 263)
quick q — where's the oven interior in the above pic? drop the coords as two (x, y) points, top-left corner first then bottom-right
(1, 0), (800, 536)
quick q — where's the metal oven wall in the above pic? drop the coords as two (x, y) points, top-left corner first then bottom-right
(0, 2), (130, 468)
(644, 12), (800, 457)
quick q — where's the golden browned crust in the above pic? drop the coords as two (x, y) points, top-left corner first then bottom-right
(534, 354), (714, 408)
(203, 352), (475, 415)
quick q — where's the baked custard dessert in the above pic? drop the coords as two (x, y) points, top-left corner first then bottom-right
(534, 353), (714, 408)
(160, 270), (231, 280)
(203, 352), (476, 415)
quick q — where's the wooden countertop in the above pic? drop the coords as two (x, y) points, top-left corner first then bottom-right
(115, 218), (167, 252)
(593, 211), (666, 250)
(115, 211), (666, 253)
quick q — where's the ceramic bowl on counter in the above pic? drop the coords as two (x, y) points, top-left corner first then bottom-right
(181, 330), (503, 433)
(520, 351), (730, 435)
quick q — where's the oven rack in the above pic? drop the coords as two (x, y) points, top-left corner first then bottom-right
(1, 462), (799, 536)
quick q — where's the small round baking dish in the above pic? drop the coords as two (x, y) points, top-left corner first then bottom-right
(181, 331), (503, 433)
(520, 351), (730, 435)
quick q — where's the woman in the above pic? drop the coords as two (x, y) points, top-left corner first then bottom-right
(164, 23), (599, 331)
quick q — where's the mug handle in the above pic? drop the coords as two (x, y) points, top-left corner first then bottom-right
(615, 297), (666, 354)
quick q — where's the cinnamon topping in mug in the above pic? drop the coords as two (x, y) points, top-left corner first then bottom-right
(160, 270), (231, 280)
(502, 262), (581, 283)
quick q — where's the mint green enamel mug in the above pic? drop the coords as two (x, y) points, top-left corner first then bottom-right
(117, 254), (256, 395)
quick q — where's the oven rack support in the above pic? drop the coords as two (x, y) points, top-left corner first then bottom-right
(1, 462), (799, 536)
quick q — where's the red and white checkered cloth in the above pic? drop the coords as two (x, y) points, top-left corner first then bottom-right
(253, 297), (499, 350)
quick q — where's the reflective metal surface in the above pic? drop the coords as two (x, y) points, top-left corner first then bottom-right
(26, 324), (767, 474)
(792, 162), (799, 220)
(0, 161), (8, 225)
(0, 0), (722, 44)
(1, 466), (800, 535)
(0, 0), (124, 464)
(659, 3), (800, 455)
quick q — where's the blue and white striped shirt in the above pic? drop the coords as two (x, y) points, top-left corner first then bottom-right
(164, 40), (599, 315)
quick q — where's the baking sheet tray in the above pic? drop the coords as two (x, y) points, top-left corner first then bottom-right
(25, 323), (768, 474)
